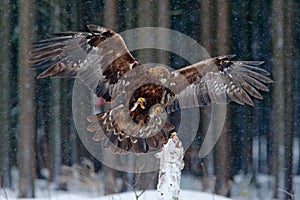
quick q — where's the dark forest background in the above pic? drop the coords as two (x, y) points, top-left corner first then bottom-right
(0, 0), (299, 199)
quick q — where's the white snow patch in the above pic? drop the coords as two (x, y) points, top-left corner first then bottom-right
(98, 190), (232, 200)
(0, 190), (231, 200)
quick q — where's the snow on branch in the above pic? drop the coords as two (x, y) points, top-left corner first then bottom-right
(156, 132), (184, 200)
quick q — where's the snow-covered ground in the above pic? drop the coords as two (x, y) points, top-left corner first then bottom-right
(1, 169), (300, 200)
(1, 189), (231, 200)
(98, 190), (231, 200)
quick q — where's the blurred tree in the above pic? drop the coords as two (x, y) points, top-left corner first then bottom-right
(17, 0), (36, 197)
(123, 0), (136, 29)
(60, 0), (87, 168)
(33, 0), (52, 181)
(178, 0), (202, 180)
(135, 0), (158, 191)
(120, 0), (136, 191)
(0, 0), (12, 188)
(296, 0), (300, 178)
(250, 0), (272, 175)
(283, 0), (295, 199)
(200, 0), (215, 55)
(241, 0), (254, 176)
(47, 0), (62, 187)
(214, 0), (231, 196)
(157, 0), (170, 65)
(102, 0), (118, 195)
(136, 0), (155, 64)
(199, 0), (215, 191)
(271, 0), (285, 199)
(230, 0), (251, 177)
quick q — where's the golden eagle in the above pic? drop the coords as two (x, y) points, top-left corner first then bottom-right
(29, 25), (272, 154)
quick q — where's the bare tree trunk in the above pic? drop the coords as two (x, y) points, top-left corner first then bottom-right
(230, 0), (253, 177)
(283, 1), (295, 199)
(17, 0), (35, 197)
(62, 0), (83, 167)
(156, 133), (184, 200)
(271, 0), (285, 199)
(120, 0), (136, 191)
(48, 80), (62, 185)
(103, 0), (118, 195)
(48, 1), (62, 186)
(0, 0), (12, 188)
(295, 0), (300, 178)
(157, 0), (170, 65)
(137, 0), (155, 64)
(124, 0), (135, 29)
(136, 0), (159, 190)
(200, 0), (215, 54)
(200, 0), (215, 191)
(104, 0), (117, 30)
(214, 0), (231, 196)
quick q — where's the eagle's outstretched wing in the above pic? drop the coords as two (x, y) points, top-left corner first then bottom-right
(29, 24), (273, 154)
(28, 24), (139, 100)
(167, 55), (273, 112)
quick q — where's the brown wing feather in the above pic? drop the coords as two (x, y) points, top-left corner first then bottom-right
(168, 55), (272, 110)
(28, 24), (139, 99)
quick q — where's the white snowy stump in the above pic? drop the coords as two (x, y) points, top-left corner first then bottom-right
(156, 132), (184, 200)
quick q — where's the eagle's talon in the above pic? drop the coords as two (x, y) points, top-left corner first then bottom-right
(154, 106), (163, 115)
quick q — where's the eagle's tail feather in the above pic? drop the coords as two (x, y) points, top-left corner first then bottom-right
(87, 110), (171, 154)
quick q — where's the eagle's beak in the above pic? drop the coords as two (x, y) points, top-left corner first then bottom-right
(137, 97), (146, 109)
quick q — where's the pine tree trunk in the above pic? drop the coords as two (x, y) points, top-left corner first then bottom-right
(214, 0), (230, 196)
(48, 0), (62, 186)
(136, 0), (158, 191)
(271, 0), (285, 199)
(200, 0), (215, 54)
(103, 0), (118, 195)
(199, 0), (215, 191)
(283, 0), (295, 199)
(17, 0), (35, 197)
(157, 0), (170, 65)
(137, 0), (155, 64)
(0, 0), (12, 188)
(295, 1), (300, 177)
